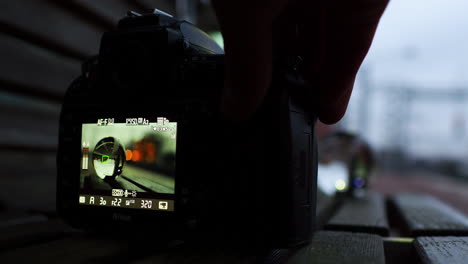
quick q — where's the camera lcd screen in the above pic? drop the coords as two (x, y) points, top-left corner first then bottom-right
(79, 117), (176, 212)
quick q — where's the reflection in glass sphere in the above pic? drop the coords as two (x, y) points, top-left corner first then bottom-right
(92, 137), (125, 180)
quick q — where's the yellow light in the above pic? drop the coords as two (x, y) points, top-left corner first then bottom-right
(335, 179), (347, 191)
(384, 237), (414, 243)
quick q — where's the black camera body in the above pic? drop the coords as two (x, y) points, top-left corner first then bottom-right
(57, 10), (317, 248)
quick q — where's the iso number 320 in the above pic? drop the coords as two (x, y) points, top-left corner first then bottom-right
(141, 200), (152, 209)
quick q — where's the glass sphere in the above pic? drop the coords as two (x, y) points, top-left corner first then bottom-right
(92, 137), (125, 179)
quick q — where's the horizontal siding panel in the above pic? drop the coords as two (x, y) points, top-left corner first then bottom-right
(0, 32), (80, 97)
(0, 92), (60, 149)
(71, 0), (176, 26)
(0, 0), (102, 58)
(72, 0), (141, 26)
(0, 151), (57, 211)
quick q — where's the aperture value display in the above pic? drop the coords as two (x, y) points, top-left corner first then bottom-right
(80, 117), (177, 211)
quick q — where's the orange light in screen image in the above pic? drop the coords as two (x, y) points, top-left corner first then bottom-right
(125, 149), (133, 161)
(145, 142), (156, 162)
(132, 150), (142, 162)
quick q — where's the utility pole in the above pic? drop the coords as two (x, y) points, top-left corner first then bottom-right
(357, 67), (371, 138)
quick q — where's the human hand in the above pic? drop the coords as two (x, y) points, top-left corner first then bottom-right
(212, 0), (389, 124)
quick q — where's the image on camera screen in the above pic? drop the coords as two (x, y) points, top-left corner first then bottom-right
(80, 118), (176, 196)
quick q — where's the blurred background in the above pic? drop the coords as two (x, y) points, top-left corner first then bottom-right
(1, 0), (467, 216)
(334, 0), (468, 215)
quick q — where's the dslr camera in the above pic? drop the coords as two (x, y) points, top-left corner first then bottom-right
(57, 10), (317, 248)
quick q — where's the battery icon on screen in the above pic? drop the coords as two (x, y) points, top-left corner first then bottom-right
(82, 144), (89, 170)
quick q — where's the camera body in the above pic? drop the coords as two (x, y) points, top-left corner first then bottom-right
(57, 10), (317, 248)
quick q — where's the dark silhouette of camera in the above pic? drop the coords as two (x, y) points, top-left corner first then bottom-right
(57, 9), (317, 249)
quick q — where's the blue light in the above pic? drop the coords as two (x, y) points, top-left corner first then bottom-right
(353, 177), (365, 188)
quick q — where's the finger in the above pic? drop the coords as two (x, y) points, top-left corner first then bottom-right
(212, 0), (289, 120)
(299, 0), (389, 124)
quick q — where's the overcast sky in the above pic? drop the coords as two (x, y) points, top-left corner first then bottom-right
(344, 0), (468, 158)
(361, 0), (468, 89)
